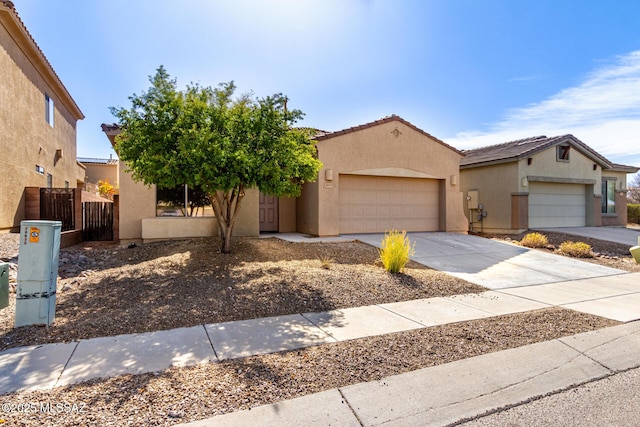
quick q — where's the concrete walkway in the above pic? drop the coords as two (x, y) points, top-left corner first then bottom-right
(344, 232), (626, 288)
(537, 226), (640, 247)
(2, 273), (640, 397)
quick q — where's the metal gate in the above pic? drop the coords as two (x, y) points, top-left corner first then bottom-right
(40, 188), (75, 231)
(82, 202), (114, 241)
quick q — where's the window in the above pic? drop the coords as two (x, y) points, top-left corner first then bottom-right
(601, 179), (616, 214)
(45, 94), (54, 127)
(156, 185), (213, 217)
(64, 181), (69, 189)
(46, 173), (53, 188)
(556, 144), (570, 162)
(35, 165), (44, 174)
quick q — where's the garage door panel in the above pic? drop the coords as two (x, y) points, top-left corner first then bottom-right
(339, 175), (440, 234)
(529, 183), (586, 228)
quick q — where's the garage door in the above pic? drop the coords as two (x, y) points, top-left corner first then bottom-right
(528, 182), (586, 228)
(339, 175), (440, 234)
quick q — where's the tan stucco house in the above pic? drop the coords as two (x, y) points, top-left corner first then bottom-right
(0, 1), (84, 232)
(292, 115), (468, 235)
(103, 115), (468, 243)
(460, 135), (639, 233)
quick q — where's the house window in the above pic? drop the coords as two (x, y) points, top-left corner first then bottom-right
(45, 94), (54, 127)
(556, 144), (570, 162)
(46, 173), (53, 188)
(64, 181), (69, 189)
(35, 165), (45, 174)
(601, 179), (616, 214)
(156, 185), (213, 217)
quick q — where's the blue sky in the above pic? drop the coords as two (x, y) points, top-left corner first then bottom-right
(13, 0), (640, 172)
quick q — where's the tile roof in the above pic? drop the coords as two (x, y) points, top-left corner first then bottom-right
(313, 114), (464, 155)
(607, 162), (640, 173)
(460, 134), (612, 169)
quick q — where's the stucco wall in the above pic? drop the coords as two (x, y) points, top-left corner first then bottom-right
(460, 163), (518, 233)
(304, 119), (467, 236)
(517, 147), (602, 194)
(118, 162), (259, 243)
(83, 163), (119, 188)
(0, 17), (80, 231)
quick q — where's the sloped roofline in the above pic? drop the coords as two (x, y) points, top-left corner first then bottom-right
(313, 114), (464, 156)
(0, 1), (83, 120)
(461, 134), (612, 169)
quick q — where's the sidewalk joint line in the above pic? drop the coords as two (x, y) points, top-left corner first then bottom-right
(202, 324), (219, 362)
(338, 388), (364, 427)
(53, 341), (79, 388)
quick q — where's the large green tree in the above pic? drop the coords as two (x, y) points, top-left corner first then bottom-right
(111, 66), (322, 252)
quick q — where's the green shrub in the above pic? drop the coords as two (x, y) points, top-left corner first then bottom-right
(559, 241), (593, 258)
(520, 232), (549, 248)
(379, 230), (415, 273)
(629, 204), (640, 224)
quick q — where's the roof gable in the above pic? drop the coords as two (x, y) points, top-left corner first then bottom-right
(460, 134), (612, 169)
(313, 115), (464, 155)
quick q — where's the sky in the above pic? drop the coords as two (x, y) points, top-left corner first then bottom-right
(12, 0), (640, 175)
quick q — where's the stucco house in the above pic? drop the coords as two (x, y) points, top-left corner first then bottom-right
(0, 1), (85, 232)
(459, 135), (639, 233)
(103, 115), (468, 243)
(78, 156), (119, 193)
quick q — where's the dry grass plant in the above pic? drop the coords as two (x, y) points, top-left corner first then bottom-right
(559, 241), (593, 258)
(379, 230), (415, 273)
(520, 232), (549, 248)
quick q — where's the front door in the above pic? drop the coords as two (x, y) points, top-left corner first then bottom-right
(259, 193), (279, 232)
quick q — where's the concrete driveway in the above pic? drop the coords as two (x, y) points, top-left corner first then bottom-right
(536, 226), (640, 247)
(346, 232), (627, 289)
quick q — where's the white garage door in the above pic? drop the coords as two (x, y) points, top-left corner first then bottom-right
(529, 182), (586, 228)
(339, 175), (440, 234)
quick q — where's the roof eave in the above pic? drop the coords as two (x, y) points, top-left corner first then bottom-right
(0, 3), (84, 120)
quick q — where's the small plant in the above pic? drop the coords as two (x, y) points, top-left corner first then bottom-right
(379, 230), (415, 273)
(318, 256), (334, 270)
(559, 241), (593, 258)
(520, 232), (549, 248)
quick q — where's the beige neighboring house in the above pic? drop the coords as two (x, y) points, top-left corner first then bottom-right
(78, 156), (119, 195)
(0, 1), (84, 232)
(460, 135), (640, 233)
(102, 115), (468, 243)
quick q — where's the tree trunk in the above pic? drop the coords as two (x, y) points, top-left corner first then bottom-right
(209, 187), (245, 253)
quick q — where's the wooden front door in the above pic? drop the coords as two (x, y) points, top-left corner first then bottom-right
(259, 193), (279, 232)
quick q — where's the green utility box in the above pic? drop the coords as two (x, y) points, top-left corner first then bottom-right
(631, 246), (640, 264)
(0, 262), (8, 310)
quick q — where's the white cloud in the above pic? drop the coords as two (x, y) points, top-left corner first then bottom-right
(449, 50), (640, 168)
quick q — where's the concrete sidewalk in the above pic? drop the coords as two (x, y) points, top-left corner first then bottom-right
(342, 232), (626, 289)
(2, 273), (640, 396)
(180, 321), (640, 427)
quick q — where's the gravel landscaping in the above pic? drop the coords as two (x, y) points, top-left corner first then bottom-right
(0, 235), (484, 351)
(0, 231), (630, 426)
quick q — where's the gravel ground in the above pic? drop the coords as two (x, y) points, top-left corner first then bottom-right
(0, 235), (484, 351)
(0, 231), (629, 426)
(479, 230), (640, 272)
(0, 308), (617, 427)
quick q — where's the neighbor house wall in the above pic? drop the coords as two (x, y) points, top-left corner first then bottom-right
(83, 163), (119, 188)
(304, 119), (467, 236)
(460, 162), (518, 233)
(0, 4), (83, 231)
(602, 170), (631, 227)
